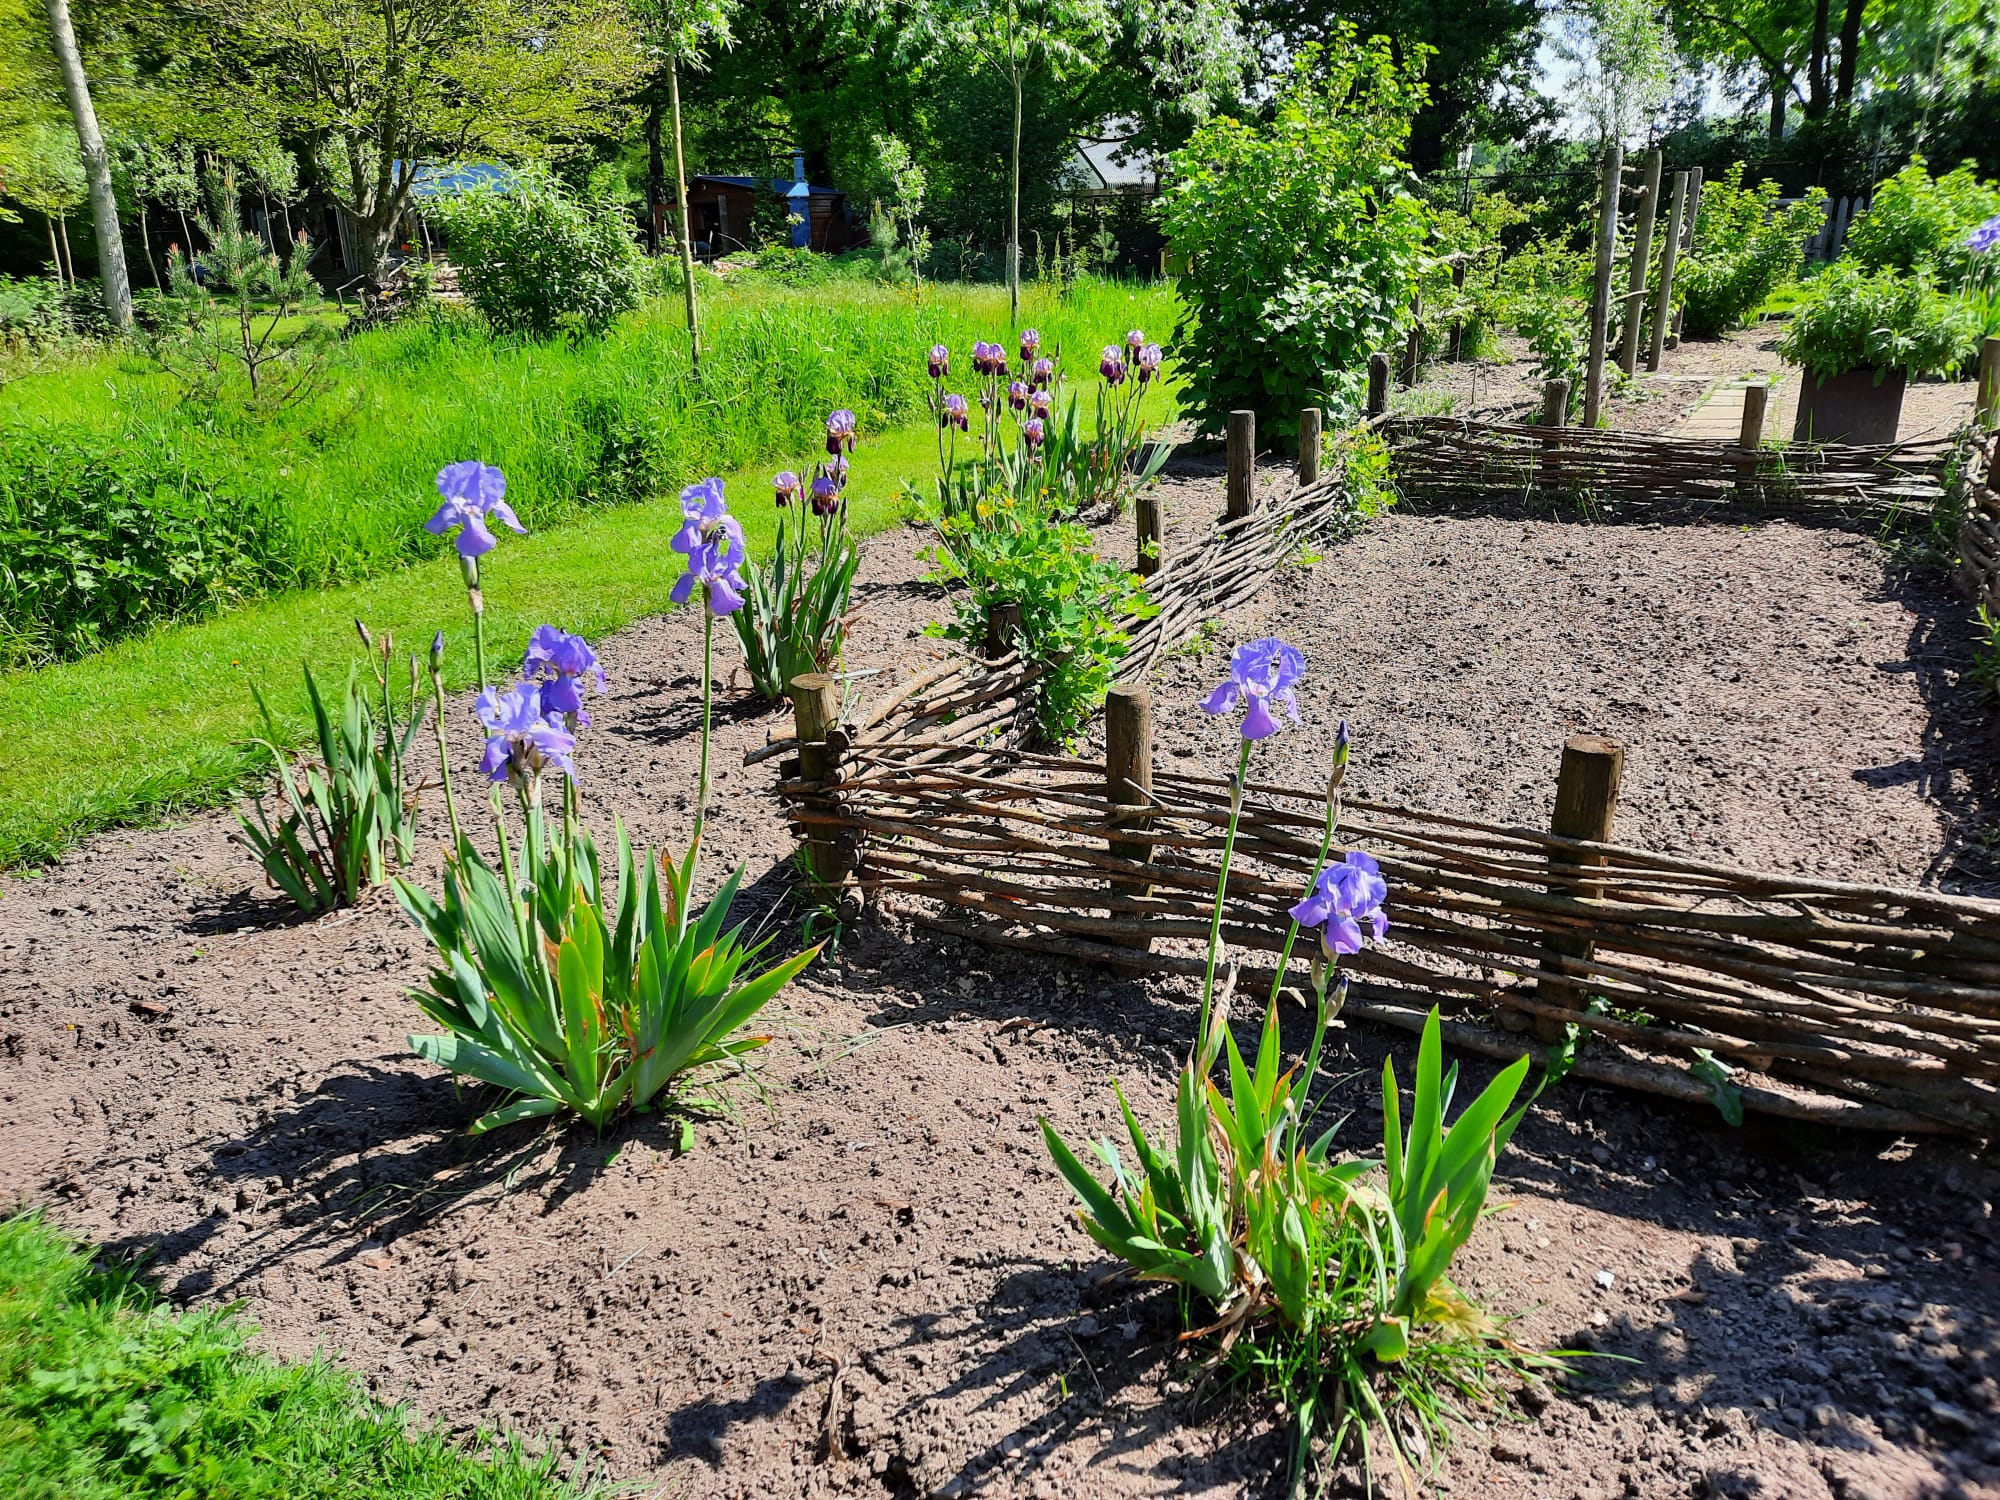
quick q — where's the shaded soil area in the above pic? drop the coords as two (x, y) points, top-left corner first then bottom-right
(3, 468), (1998, 1500)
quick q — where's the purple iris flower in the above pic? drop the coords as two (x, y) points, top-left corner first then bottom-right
(1967, 214), (2000, 254)
(1008, 379), (1029, 411)
(476, 680), (577, 787)
(669, 478), (748, 615)
(1202, 637), (1305, 741)
(1023, 417), (1046, 449)
(1125, 328), (1145, 351)
(1032, 356), (1056, 389)
(1019, 328), (1040, 363)
(809, 475), (841, 515)
(522, 625), (606, 725)
(1289, 852), (1391, 958)
(1099, 345), (1127, 386)
(826, 409), (857, 455)
(972, 341), (1006, 376)
(826, 453), (849, 485)
(941, 393), (970, 431)
(1029, 389), (1052, 418)
(774, 470), (802, 507)
(1136, 343), (1164, 384)
(426, 460), (526, 558)
(928, 343), (950, 379)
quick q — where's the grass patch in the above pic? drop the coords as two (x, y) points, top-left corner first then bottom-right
(0, 1211), (590, 1499)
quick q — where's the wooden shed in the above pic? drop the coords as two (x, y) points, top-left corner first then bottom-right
(686, 157), (851, 257)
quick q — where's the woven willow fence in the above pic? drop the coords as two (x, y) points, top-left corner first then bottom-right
(763, 419), (2000, 1136)
(1956, 432), (1998, 613)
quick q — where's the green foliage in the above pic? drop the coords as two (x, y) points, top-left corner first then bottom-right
(1676, 166), (1826, 339)
(734, 505), (860, 701)
(0, 426), (283, 668)
(930, 504), (1150, 744)
(0, 275), (73, 354)
(1775, 261), (1979, 380)
(0, 1211), (591, 1498)
(1156, 32), (1430, 443)
(1514, 294), (1585, 417)
(1847, 157), (2000, 288)
(235, 654), (421, 914)
(398, 815), (817, 1135)
(426, 169), (644, 341)
(1969, 605), (2000, 702)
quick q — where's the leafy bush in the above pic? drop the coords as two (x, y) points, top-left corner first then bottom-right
(930, 504), (1151, 744)
(235, 650), (421, 913)
(0, 428), (284, 667)
(428, 167), (643, 340)
(1156, 31), (1429, 444)
(1514, 294), (1586, 418)
(1847, 157), (2000, 288)
(0, 275), (72, 354)
(0, 1212), (590, 1499)
(1775, 261), (1978, 381)
(1676, 166), (1826, 338)
(751, 245), (830, 286)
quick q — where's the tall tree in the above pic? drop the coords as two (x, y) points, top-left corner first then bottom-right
(42, 0), (132, 326)
(192, 0), (646, 284)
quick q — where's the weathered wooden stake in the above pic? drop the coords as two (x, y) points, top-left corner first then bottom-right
(1534, 734), (1624, 1040)
(1225, 409), (1254, 521)
(1135, 492), (1162, 578)
(1537, 377), (1570, 490)
(1736, 382), (1768, 493)
(1583, 145), (1623, 430)
(1400, 292), (1423, 388)
(1683, 167), (1704, 255)
(1366, 353), (1390, 417)
(1979, 337), (2000, 428)
(791, 672), (848, 887)
(1648, 171), (1688, 373)
(1618, 147), (1663, 376)
(1447, 258), (1469, 361)
(984, 601), (1022, 660)
(1297, 407), (1322, 486)
(1105, 685), (1154, 950)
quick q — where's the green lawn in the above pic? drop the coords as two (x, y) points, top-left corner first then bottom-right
(0, 1213), (590, 1499)
(0, 419), (952, 868)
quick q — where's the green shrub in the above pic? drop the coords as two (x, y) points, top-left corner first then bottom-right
(1775, 261), (1978, 381)
(1677, 166), (1826, 338)
(0, 428), (285, 667)
(1847, 157), (2000, 288)
(1156, 30), (1429, 444)
(0, 1212), (590, 1498)
(1514, 293), (1586, 417)
(427, 167), (643, 340)
(0, 276), (72, 354)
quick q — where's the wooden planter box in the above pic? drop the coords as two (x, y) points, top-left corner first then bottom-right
(1791, 366), (1906, 445)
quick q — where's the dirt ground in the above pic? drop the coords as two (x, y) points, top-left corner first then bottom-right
(3, 468), (1999, 1500)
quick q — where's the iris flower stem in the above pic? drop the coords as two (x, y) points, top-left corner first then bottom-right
(1267, 784), (1344, 1010)
(693, 608), (713, 867)
(1196, 735), (1254, 1073)
(430, 662), (463, 851)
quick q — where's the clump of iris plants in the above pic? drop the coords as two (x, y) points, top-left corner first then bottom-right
(734, 410), (862, 703)
(1043, 638), (1559, 1492)
(396, 468), (816, 1136)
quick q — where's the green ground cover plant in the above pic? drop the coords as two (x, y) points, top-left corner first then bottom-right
(0, 1212), (591, 1499)
(0, 276), (1176, 666)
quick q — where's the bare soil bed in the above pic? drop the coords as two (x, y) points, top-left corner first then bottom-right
(3, 469), (1998, 1500)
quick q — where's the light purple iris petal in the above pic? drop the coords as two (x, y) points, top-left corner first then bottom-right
(1205, 637), (1305, 740)
(1965, 214), (2000, 253)
(429, 461), (519, 557)
(1321, 913), (1365, 957)
(1241, 696), (1280, 740)
(1293, 850), (1391, 958)
(1201, 681), (1240, 716)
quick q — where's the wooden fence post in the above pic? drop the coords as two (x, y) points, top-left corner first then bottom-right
(1226, 409), (1255, 521)
(1533, 734), (1624, 1040)
(1298, 407), (1322, 486)
(1537, 377), (1570, 491)
(1583, 145), (1623, 430)
(984, 601), (1022, 660)
(1979, 337), (2000, 429)
(1618, 147), (1663, 376)
(1648, 171), (1688, 374)
(1736, 381), (1768, 493)
(1684, 166), (1704, 253)
(1135, 492), (1162, 578)
(1105, 685), (1154, 950)
(1366, 353), (1390, 418)
(1400, 292), (1423, 388)
(1447, 258), (1469, 361)
(790, 672), (850, 888)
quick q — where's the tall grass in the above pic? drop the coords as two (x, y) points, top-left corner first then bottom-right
(1, 275), (1179, 606)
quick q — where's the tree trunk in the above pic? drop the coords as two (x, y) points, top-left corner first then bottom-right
(1806, 0), (1832, 118)
(670, 56), (701, 372)
(57, 214), (75, 284)
(136, 199), (160, 289)
(1009, 66), (1022, 327)
(46, 216), (65, 287)
(1769, 73), (1789, 139)
(1835, 0), (1865, 108)
(42, 0), (133, 330)
(645, 97), (666, 255)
